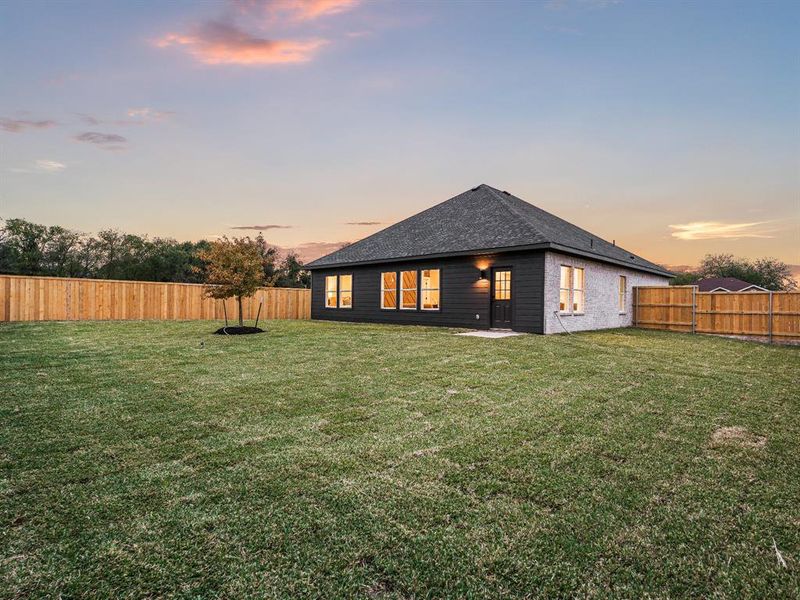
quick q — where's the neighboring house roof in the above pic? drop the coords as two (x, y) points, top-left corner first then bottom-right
(307, 184), (672, 277)
(696, 277), (767, 292)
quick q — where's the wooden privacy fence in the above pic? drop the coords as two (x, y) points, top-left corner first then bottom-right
(0, 275), (311, 323)
(633, 285), (800, 342)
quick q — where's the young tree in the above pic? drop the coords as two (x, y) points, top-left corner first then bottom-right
(198, 237), (266, 326)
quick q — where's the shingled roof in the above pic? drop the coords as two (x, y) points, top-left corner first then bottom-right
(307, 184), (672, 277)
(696, 277), (766, 292)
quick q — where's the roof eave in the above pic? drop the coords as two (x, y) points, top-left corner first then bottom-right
(307, 242), (673, 277)
(547, 243), (674, 278)
(305, 243), (552, 269)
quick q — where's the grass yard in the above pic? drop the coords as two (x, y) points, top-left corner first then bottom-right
(1, 320), (798, 598)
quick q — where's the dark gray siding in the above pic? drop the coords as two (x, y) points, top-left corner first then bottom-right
(310, 250), (545, 333)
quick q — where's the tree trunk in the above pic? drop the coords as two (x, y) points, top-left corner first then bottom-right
(237, 295), (244, 327)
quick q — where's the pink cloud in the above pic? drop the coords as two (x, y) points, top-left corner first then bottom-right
(235, 0), (359, 21)
(78, 109), (175, 127)
(231, 224), (293, 230)
(156, 20), (326, 65)
(126, 108), (175, 121)
(283, 241), (349, 262)
(207, 239), (347, 263)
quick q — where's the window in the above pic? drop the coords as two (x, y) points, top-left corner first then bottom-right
(559, 266), (571, 313)
(325, 275), (337, 308)
(494, 270), (511, 300)
(572, 267), (585, 313)
(339, 274), (352, 308)
(618, 275), (627, 313)
(401, 270), (417, 310)
(421, 269), (440, 310)
(381, 272), (397, 309)
(325, 274), (352, 308)
(559, 265), (585, 314)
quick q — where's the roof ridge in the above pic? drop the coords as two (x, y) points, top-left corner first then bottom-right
(481, 185), (549, 240)
(483, 185), (579, 245)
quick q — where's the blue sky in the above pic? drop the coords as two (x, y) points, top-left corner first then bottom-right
(1, 0), (798, 266)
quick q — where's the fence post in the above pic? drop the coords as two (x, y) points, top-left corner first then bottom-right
(691, 286), (696, 334)
(632, 287), (637, 327)
(768, 291), (773, 344)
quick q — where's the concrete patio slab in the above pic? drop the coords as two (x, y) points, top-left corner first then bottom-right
(456, 330), (523, 338)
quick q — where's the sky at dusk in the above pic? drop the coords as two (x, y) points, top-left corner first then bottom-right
(1, 0), (798, 268)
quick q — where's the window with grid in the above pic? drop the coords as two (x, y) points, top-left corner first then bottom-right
(559, 266), (586, 314)
(381, 272), (397, 309)
(325, 276), (338, 308)
(494, 270), (511, 300)
(618, 275), (627, 313)
(421, 269), (440, 310)
(401, 270), (417, 310)
(559, 266), (571, 312)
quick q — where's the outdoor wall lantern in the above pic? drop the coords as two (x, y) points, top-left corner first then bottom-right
(479, 269), (487, 280)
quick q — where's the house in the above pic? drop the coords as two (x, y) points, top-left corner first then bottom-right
(306, 185), (672, 334)
(696, 277), (767, 293)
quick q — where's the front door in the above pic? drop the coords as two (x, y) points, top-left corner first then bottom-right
(491, 268), (512, 328)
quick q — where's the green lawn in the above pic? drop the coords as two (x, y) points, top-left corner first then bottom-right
(1, 321), (798, 598)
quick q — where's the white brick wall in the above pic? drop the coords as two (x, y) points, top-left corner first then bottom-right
(543, 251), (670, 334)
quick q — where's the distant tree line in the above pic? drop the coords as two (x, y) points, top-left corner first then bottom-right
(0, 218), (310, 288)
(670, 253), (796, 291)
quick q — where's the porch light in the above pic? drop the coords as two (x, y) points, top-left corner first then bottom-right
(479, 269), (487, 280)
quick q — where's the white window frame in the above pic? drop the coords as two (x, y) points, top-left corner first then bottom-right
(381, 271), (397, 310)
(559, 265), (586, 315)
(339, 274), (353, 309)
(325, 275), (338, 309)
(618, 275), (627, 314)
(559, 265), (572, 314)
(400, 270), (418, 310)
(420, 269), (441, 311)
(572, 267), (585, 314)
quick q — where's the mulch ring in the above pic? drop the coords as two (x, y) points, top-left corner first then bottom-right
(213, 326), (264, 335)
